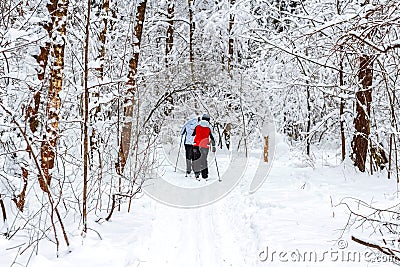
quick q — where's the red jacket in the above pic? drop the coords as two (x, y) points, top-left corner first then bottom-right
(192, 121), (215, 148)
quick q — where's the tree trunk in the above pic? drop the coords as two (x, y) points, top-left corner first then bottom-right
(32, 0), (70, 249)
(188, 0), (194, 66)
(388, 81), (399, 181)
(306, 81), (311, 156)
(12, 167), (28, 212)
(40, 0), (69, 187)
(228, 0), (235, 76)
(165, 0), (174, 65)
(82, 0), (91, 234)
(25, 91), (41, 133)
(352, 55), (373, 172)
(96, 0), (109, 79)
(339, 49), (345, 161)
(30, 0), (59, 134)
(116, 0), (147, 175)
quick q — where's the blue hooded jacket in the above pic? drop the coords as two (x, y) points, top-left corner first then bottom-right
(180, 118), (198, 145)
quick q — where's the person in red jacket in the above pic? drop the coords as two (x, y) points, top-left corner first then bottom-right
(192, 113), (216, 179)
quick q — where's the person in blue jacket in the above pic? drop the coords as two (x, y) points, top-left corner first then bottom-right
(180, 114), (199, 175)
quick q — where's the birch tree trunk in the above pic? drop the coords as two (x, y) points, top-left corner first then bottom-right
(352, 55), (373, 172)
(116, 0), (147, 175)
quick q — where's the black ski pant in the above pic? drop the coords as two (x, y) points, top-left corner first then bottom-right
(193, 146), (209, 178)
(184, 144), (194, 173)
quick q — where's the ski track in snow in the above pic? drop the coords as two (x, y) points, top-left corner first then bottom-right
(135, 201), (247, 267)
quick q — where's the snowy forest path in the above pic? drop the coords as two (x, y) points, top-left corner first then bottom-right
(123, 144), (399, 267)
(4, 148), (396, 267)
(135, 200), (247, 267)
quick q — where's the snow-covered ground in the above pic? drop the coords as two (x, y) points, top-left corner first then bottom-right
(1, 137), (398, 267)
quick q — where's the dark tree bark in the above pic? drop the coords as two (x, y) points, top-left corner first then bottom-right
(306, 82), (311, 156)
(339, 49), (346, 161)
(40, 0), (69, 187)
(165, 0), (174, 65)
(82, 0), (92, 234)
(25, 91), (41, 133)
(352, 55), (373, 172)
(12, 167), (28, 212)
(30, 0), (60, 134)
(38, 0), (70, 252)
(188, 0), (194, 65)
(96, 0), (110, 79)
(228, 0), (235, 76)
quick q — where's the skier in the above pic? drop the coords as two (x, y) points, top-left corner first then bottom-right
(180, 114), (199, 175)
(192, 113), (216, 180)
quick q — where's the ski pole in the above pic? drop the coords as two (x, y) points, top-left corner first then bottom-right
(214, 152), (221, 182)
(175, 135), (183, 172)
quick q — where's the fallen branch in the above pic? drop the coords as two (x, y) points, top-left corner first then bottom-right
(351, 235), (400, 262)
(0, 193), (6, 223)
(105, 186), (142, 221)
